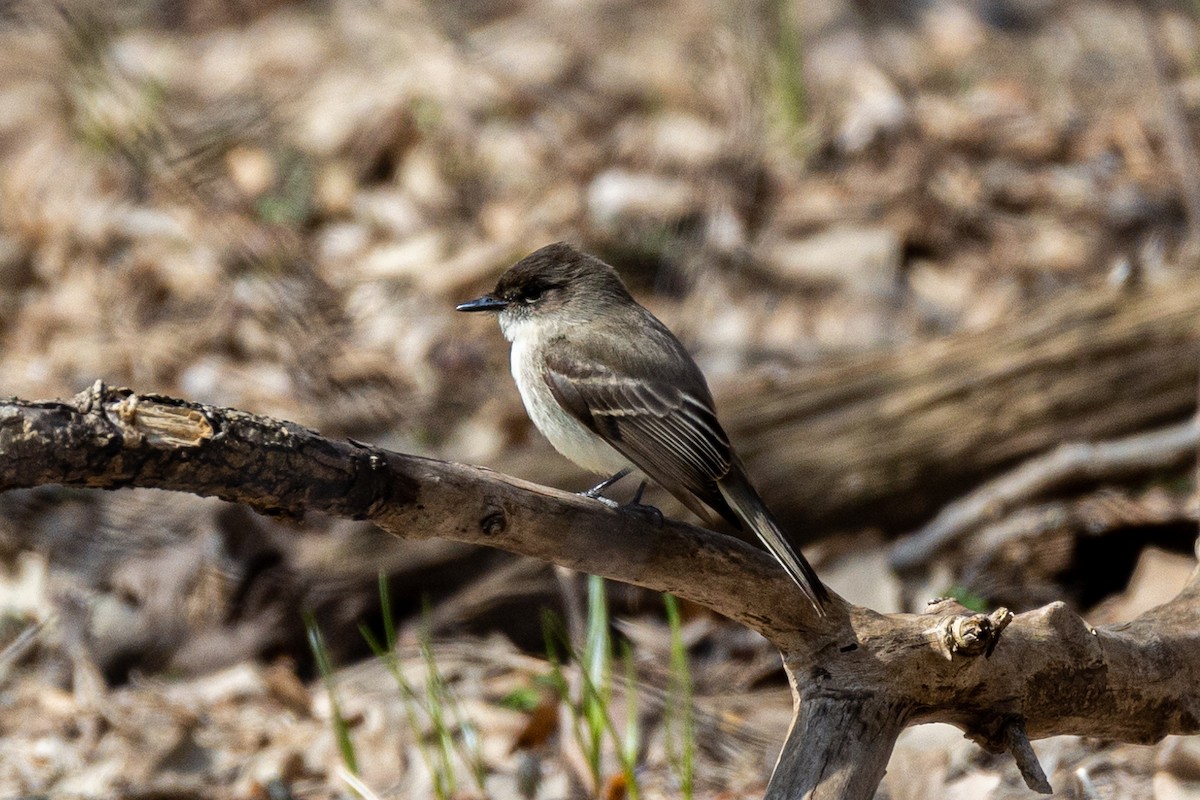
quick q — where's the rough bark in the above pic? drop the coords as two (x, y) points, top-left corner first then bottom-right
(723, 278), (1200, 534)
(3, 382), (1200, 798)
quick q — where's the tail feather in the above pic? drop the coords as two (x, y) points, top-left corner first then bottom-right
(718, 473), (829, 615)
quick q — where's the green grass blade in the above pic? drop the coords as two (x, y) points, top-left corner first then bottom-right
(304, 611), (359, 777)
(378, 571), (397, 652)
(541, 608), (597, 788)
(359, 614), (443, 798)
(621, 641), (641, 800)
(773, 0), (807, 134)
(664, 594), (695, 800)
(583, 575), (612, 784)
(419, 604), (457, 800)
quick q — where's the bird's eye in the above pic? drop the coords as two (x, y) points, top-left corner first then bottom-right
(522, 286), (545, 303)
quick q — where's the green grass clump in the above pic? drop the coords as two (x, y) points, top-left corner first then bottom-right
(312, 573), (701, 800)
(542, 575), (641, 799)
(358, 574), (486, 800)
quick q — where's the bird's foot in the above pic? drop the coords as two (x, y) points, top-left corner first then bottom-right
(621, 481), (663, 527)
(579, 468), (631, 506)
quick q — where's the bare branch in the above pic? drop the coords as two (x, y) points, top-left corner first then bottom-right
(0, 382), (830, 642)
(890, 419), (1200, 572)
(1005, 718), (1052, 794)
(765, 695), (907, 800)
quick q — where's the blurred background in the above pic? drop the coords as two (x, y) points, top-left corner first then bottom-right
(1, 0), (1200, 797)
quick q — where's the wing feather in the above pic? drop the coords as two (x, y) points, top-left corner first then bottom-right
(542, 352), (737, 523)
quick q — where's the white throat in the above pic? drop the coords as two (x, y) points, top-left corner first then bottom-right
(498, 309), (534, 343)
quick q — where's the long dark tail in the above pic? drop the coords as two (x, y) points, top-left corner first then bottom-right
(718, 470), (830, 615)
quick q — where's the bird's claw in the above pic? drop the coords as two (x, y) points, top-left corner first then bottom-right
(622, 501), (663, 527)
(620, 479), (662, 526)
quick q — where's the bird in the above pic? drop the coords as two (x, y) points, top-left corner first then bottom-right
(456, 242), (829, 614)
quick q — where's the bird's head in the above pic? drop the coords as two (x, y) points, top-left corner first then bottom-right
(456, 242), (632, 341)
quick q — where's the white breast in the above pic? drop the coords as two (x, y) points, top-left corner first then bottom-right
(509, 333), (633, 476)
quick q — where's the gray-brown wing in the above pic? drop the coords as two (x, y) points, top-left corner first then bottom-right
(542, 353), (740, 525)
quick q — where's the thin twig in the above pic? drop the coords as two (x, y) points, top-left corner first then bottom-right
(890, 419), (1200, 571)
(0, 617), (50, 684)
(1005, 718), (1052, 794)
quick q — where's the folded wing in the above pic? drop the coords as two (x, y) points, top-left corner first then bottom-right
(542, 353), (740, 526)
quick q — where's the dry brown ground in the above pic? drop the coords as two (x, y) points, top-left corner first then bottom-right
(1, 0), (1200, 797)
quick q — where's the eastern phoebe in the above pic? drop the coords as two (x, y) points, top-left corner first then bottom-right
(457, 242), (829, 614)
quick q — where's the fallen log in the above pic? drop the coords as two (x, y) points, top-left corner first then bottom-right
(723, 277), (1200, 534)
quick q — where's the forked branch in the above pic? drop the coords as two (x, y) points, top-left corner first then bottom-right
(2, 383), (1199, 799)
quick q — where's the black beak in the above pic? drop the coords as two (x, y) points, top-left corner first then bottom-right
(456, 294), (509, 312)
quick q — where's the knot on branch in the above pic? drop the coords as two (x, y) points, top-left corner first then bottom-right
(928, 606), (1013, 660)
(480, 506), (508, 535)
